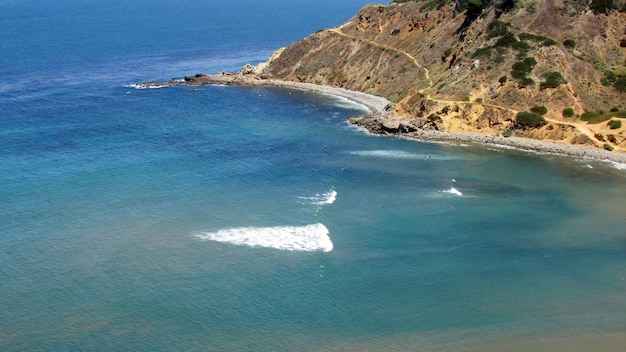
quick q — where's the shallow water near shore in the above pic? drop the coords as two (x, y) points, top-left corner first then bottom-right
(2, 1), (626, 351)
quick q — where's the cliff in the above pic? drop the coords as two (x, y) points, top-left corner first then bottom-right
(254, 0), (626, 152)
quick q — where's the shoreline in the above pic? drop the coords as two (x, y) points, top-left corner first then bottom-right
(142, 73), (626, 165)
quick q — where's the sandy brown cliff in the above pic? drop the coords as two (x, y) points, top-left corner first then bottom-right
(254, 0), (626, 152)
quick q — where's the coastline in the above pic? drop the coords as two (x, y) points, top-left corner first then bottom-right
(142, 73), (626, 165)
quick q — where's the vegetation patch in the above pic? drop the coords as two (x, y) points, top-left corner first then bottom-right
(563, 38), (576, 48)
(530, 105), (548, 115)
(519, 33), (557, 46)
(511, 57), (537, 78)
(427, 114), (443, 122)
(613, 74), (626, 92)
(580, 111), (600, 121)
(519, 77), (535, 87)
(590, 0), (620, 14)
(510, 57), (537, 86)
(562, 107), (575, 118)
(608, 119), (622, 129)
(487, 20), (511, 39)
(473, 47), (493, 58)
(603, 71), (626, 92)
(540, 71), (567, 89)
(581, 110), (612, 124)
(516, 111), (547, 128)
(420, 0), (449, 12)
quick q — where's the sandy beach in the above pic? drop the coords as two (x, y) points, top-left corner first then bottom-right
(152, 73), (626, 165)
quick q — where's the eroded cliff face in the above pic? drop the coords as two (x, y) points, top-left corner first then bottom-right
(257, 0), (626, 151)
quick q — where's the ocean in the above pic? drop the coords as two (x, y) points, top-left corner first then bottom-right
(1, 1), (625, 351)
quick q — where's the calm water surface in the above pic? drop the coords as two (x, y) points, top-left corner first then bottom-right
(1, 1), (625, 351)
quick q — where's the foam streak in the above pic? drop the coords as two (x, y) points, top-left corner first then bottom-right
(195, 223), (333, 252)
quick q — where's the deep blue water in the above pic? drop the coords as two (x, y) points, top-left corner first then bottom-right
(2, 1), (626, 351)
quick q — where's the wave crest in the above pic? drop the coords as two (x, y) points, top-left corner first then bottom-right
(194, 223), (333, 252)
(349, 150), (454, 160)
(299, 190), (337, 206)
(124, 83), (170, 89)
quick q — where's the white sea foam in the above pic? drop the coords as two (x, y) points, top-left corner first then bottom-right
(442, 187), (463, 196)
(606, 160), (626, 171)
(350, 150), (453, 160)
(326, 95), (370, 112)
(299, 190), (337, 206)
(194, 223), (333, 252)
(124, 83), (170, 89)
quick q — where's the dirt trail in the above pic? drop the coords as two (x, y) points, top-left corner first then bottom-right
(328, 28), (434, 89)
(327, 26), (623, 151)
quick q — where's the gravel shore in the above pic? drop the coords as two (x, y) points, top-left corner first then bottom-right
(264, 79), (626, 165)
(155, 73), (626, 165)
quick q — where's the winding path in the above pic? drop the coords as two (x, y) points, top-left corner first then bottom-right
(325, 25), (621, 151)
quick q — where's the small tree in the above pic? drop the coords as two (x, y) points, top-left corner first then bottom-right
(613, 74), (626, 92)
(516, 111), (547, 128)
(563, 38), (576, 48)
(608, 120), (622, 129)
(562, 107), (575, 118)
(530, 105), (548, 115)
(540, 71), (567, 89)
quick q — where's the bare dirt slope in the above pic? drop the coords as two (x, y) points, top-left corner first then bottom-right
(258, 0), (626, 152)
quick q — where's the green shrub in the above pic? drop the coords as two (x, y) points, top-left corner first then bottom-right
(604, 143), (614, 151)
(427, 114), (443, 122)
(473, 47), (493, 58)
(511, 57), (536, 78)
(540, 71), (567, 89)
(498, 75), (508, 84)
(511, 41), (531, 52)
(516, 111), (547, 128)
(530, 105), (548, 115)
(493, 51), (506, 63)
(562, 107), (575, 118)
(590, 0), (617, 14)
(605, 70), (618, 83)
(541, 38), (558, 46)
(563, 38), (576, 48)
(608, 120), (622, 129)
(467, 0), (485, 17)
(580, 111), (600, 121)
(519, 33), (543, 41)
(495, 32), (519, 48)
(503, 130), (513, 137)
(613, 74), (626, 92)
(613, 110), (626, 118)
(487, 20), (511, 38)
(520, 77), (535, 87)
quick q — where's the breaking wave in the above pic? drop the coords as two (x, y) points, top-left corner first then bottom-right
(349, 150), (454, 160)
(124, 83), (170, 89)
(194, 223), (333, 252)
(606, 160), (626, 171)
(299, 190), (337, 206)
(441, 187), (463, 197)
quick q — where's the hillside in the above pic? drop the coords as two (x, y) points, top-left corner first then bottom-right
(253, 0), (626, 152)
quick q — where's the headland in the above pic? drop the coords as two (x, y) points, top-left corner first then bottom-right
(138, 71), (626, 165)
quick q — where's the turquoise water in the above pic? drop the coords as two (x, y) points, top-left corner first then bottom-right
(2, 1), (626, 351)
